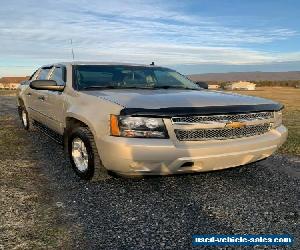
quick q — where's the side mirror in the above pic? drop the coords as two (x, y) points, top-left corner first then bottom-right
(30, 80), (65, 91)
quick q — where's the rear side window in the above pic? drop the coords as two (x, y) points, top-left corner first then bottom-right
(37, 68), (51, 80)
(49, 67), (65, 85)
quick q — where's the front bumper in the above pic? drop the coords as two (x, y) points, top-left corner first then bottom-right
(96, 125), (287, 175)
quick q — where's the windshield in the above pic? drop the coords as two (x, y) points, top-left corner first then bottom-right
(73, 65), (200, 90)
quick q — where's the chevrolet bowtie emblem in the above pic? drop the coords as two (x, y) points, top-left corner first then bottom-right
(225, 121), (246, 129)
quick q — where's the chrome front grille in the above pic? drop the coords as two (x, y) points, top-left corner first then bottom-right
(175, 123), (272, 141)
(172, 112), (274, 141)
(171, 112), (274, 124)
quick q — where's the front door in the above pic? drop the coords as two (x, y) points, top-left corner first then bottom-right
(27, 67), (52, 122)
(38, 66), (66, 134)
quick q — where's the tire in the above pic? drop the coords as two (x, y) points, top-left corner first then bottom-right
(19, 105), (30, 130)
(68, 126), (110, 181)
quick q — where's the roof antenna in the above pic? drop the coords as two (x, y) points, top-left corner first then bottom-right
(150, 62), (155, 66)
(70, 39), (75, 61)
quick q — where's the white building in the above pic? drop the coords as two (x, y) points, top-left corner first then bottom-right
(8, 83), (20, 89)
(0, 82), (20, 90)
(208, 84), (220, 90)
(224, 81), (256, 90)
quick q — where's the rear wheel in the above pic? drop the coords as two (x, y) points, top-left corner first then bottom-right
(19, 106), (30, 130)
(68, 127), (110, 180)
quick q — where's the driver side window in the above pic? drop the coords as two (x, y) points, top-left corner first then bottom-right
(49, 67), (66, 86)
(38, 68), (52, 80)
(29, 69), (40, 81)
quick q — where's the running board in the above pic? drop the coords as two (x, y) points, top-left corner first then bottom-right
(32, 120), (63, 145)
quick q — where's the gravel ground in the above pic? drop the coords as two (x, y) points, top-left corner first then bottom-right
(0, 95), (299, 249)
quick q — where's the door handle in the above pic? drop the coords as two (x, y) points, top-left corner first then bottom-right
(38, 96), (45, 101)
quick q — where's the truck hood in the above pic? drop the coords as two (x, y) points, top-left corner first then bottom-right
(83, 89), (282, 116)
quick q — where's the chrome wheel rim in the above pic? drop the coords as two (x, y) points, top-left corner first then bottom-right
(71, 137), (89, 172)
(22, 110), (28, 127)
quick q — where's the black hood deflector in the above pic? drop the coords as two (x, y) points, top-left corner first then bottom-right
(120, 103), (283, 117)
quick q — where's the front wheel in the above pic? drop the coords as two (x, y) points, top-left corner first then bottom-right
(68, 127), (110, 180)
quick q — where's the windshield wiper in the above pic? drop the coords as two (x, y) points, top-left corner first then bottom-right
(82, 86), (159, 90)
(152, 85), (200, 90)
(81, 85), (200, 90)
(81, 86), (118, 90)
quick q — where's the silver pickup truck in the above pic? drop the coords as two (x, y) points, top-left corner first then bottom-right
(17, 62), (287, 180)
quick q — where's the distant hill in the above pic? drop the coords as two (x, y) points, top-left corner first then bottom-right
(188, 71), (300, 82)
(0, 76), (29, 83)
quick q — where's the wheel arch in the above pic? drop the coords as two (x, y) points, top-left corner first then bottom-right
(63, 114), (97, 153)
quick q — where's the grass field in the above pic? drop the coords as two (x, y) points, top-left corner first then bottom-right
(233, 87), (300, 155)
(0, 90), (16, 96)
(0, 104), (73, 248)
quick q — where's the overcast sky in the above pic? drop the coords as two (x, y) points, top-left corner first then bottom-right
(1, 0), (300, 76)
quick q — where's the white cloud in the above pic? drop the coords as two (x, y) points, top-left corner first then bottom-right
(0, 0), (299, 74)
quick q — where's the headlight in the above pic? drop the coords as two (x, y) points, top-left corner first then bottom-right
(110, 115), (168, 138)
(273, 111), (283, 128)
